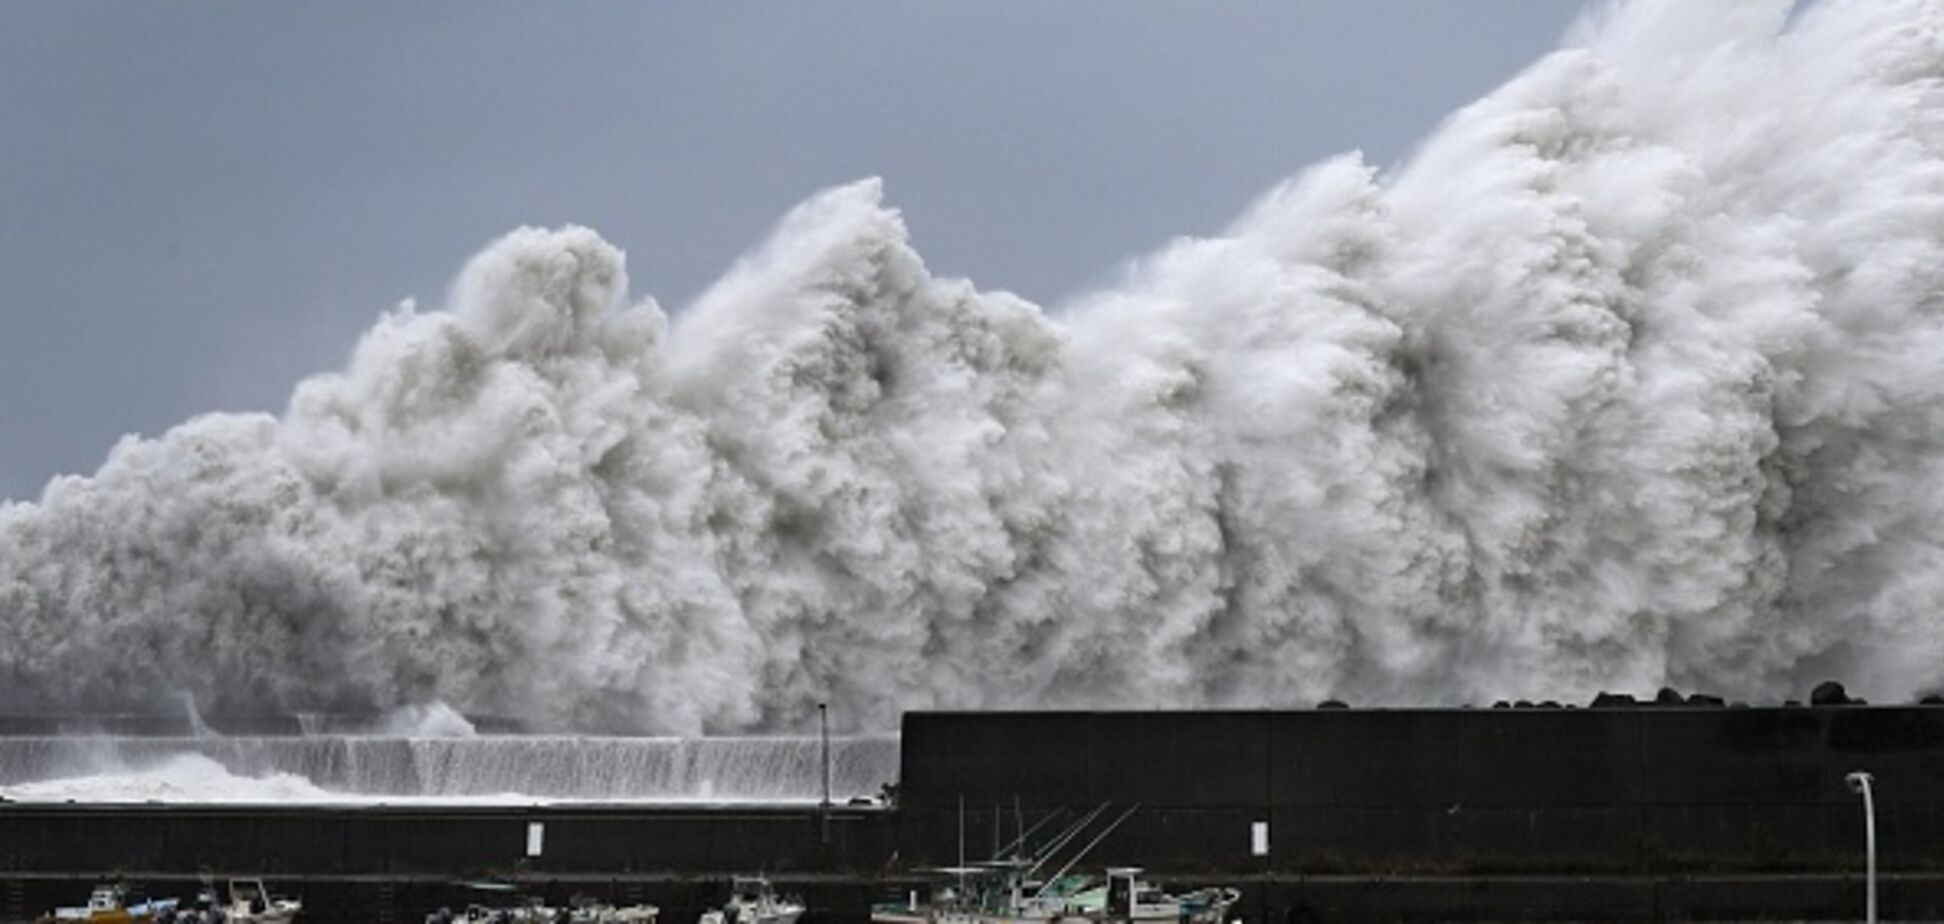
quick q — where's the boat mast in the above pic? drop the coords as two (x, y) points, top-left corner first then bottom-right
(1034, 803), (1143, 900)
(1025, 802), (1113, 879)
(994, 805), (1064, 861)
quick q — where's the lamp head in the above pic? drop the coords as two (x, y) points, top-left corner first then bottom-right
(1846, 770), (1874, 793)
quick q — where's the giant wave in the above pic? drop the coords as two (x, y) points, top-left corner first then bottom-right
(3, 0), (1942, 732)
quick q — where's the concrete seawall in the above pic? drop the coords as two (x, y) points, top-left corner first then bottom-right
(897, 707), (1944, 872)
(9, 705), (1944, 920)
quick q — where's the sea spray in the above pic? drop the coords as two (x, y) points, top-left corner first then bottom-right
(0, 735), (902, 803)
(2, 0), (1942, 731)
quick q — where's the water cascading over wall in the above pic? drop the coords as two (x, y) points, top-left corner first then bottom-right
(2, 0), (1943, 733)
(0, 735), (901, 802)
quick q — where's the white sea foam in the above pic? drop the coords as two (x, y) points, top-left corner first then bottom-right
(0, 735), (901, 804)
(2, 0), (1942, 731)
(378, 702), (479, 738)
(0, 753), (340, 804)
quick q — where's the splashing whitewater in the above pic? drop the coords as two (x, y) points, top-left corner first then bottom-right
(3, 0), (1942, 732)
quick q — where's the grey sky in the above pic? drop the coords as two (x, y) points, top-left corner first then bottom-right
(0, 1), (1591, 503)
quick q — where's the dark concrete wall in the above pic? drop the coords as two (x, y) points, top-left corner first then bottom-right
(898, 707), (1944, 872)
(0, 805), (892, 877)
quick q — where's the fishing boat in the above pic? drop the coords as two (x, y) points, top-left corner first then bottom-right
(425, 885), (655, 924)
(873, 861), (1086, 923)
(871, 804), (1240, 924)
(426, 882), (558, 924)
(41, 884), (179, 924)
(875, 865), (1233, 924)
(457, 904), (557, 924)
(1059, 869), (1238, 924)
(216, 879), (302, 924)
(696, 876), (803, 924)
(564, 893), (658, 924)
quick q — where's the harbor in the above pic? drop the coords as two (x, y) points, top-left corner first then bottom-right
(7, 703), (1944, 921)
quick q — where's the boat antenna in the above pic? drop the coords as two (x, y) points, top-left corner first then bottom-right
(1015, 796), (1024, 858)
(993, 805), (1065, 861)
(1024, 802), (1114, 879)
(1034, 803), (1142, 899)
(992, 803), (1000, 858)
(957, 794), (966, 899)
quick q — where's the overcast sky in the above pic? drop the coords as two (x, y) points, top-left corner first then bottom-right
(0, 1), (1592, 503)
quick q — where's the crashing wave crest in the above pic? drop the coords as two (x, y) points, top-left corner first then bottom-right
(3, 0), (1943, 731)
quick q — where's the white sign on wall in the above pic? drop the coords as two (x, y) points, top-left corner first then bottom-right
(526, 821), (546, 858)
(1251, 820), (1270, 857)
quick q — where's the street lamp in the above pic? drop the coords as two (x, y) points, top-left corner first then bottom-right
(819, 703), (832, 809)
(1846, 771), (1876, 924)
(819, 703), (832, 844)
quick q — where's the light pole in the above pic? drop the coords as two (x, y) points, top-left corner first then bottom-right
(819, 702), (831, 809)
(1846, 770), (1876, 924)
(818, 703), (832, 844)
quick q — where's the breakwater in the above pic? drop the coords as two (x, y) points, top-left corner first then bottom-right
(8, 706), (1944, 921)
